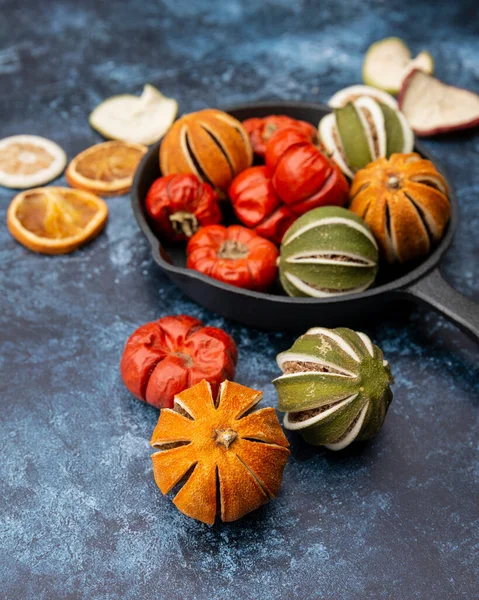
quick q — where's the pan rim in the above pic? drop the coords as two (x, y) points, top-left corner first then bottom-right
(131, 101), (458, 305)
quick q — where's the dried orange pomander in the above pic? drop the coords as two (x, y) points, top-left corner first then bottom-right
(150, 380), (290, 524)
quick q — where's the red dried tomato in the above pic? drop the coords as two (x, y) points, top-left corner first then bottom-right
(242, 115), (318, 157)
(145, 173), (222, 242)
(272, 141), (349, 214)
(187, 224), (278, 291)
(120, 315), (237, 409)
(229, 167), (295, 244)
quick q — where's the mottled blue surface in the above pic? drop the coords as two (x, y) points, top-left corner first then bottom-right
(1, 1), (478, 598)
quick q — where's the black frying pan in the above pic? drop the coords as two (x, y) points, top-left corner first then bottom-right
(131, 102), (479, 339)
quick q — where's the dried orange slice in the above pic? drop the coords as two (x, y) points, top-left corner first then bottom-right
(0, 135), (66, 189)
(7, 187), (108, 254)
(66, 141), (147, 196)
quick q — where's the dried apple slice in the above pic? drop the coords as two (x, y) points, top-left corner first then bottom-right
(89, 84), (178, 145)
(0, 135), (66, 189)
(399, 70), (479, 136)
(363, 37), (434, 95)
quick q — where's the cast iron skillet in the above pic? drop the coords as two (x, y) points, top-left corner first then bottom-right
(131, 102), (479, 338)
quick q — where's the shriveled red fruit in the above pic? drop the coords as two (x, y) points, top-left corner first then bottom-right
(145, 173), (222, 242)
(265, 127), (313, 176)
(243, 115), (318, 156)
(399, 69), (479, 136)
(272, 141), (349, 214)
(120, 315), (237, 409)
(187, 225), (279, 291)
(228, 166), (281, 228)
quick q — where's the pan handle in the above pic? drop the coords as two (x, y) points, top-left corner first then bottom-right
(401, 267), (479, 341)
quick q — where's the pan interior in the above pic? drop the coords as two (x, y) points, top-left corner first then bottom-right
(131, 102), (457, 304)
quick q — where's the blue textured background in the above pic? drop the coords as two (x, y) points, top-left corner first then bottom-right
(1, 1), (478, 598)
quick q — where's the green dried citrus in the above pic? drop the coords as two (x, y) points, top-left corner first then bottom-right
(273, 327), (394, 450)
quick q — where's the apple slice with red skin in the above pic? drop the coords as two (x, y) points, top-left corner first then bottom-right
(399, 69), (479, 136)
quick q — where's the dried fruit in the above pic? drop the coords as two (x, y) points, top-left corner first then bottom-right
(349, 153), (450, 263)
(265, 126), (325, 176)
(399, 69), (479, 136)
(229, 166), (293, 244)
(120, 315), (237, 409)
(160, 109), (252, 196)
(7, 187), (108, 254)
(0, 135), (66, 189)
(66, 141), (147, 196)
(363, 37), (434, 95)
(328, 85), (398, 109)
(145, 173), (222, 241)
(272, 141), (349, 213)
(243, 115), (318, 157)
(319, 97), (413, 178)
(273, 327), (393, 450)
(89, 84), (178, 145)
(186, 224), (279, 291)
(279, 206), (378, 297)
(151, 379), (290, 524)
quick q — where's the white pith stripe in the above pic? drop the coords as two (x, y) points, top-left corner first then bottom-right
(272, 370), (353, 383)
(327, 86), (398, 110)
(354, 100), (378, 161)
(409, 175), (447, 196)
(324, 401), (369, 451)
(276, 352), (357, 377)
(305, 328), (361, 362)
(357, 332), (374, 357)
(286, 256), (375, 267)
(355, 97), (386, 159)
(318, 114), (354, 179)
(407, 196), (440, 240)
(286, 250), (376, 266)
(284, 217), (378, 248)
(173, 397), (195, 418)
(397, 109), (414, 153)
(284, 272), (375, 298)
(284, 394), (359, 430)
(180, 125), (201, 179)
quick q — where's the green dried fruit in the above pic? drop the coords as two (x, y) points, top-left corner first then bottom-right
(319, 95), (413, 178)
(279, 206), (378, 298)
(273, 327), (394, 450)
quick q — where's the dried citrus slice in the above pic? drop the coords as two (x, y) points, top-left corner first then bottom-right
(7, 187), (108, 254)
(89, 84), (178, 145)
(0, 135), (66, 189)
(66, 141), (147, 196)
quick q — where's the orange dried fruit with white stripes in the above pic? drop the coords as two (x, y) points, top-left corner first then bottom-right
(7, 187), (108, 254)
(66, 141), (147, 196)
(159, 109), (253, 196)
(151, 379), (290, 525)
(349, 152), (450, 263)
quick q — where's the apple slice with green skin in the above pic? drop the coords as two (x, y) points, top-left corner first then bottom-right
(89, 84), (178, 145)
(399, 70), (479, 136)
(363, 37), (434, 95)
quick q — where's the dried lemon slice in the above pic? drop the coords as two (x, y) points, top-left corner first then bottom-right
(7, 187), (108, 254)
(66, 141), (147, 196)
(0, 135), (66, 189)
(89, 84), (178, 145)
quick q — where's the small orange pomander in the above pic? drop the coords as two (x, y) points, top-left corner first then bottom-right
(159, 109), (253, 196)
(150, 379), (289, 524)
(349, 153), (450, 263)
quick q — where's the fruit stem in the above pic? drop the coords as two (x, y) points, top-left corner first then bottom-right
(217, 240), (250, 260)
(169, 211), (198, 237)
(387, 176), (401, 189)
(214, 428), (238, 449)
